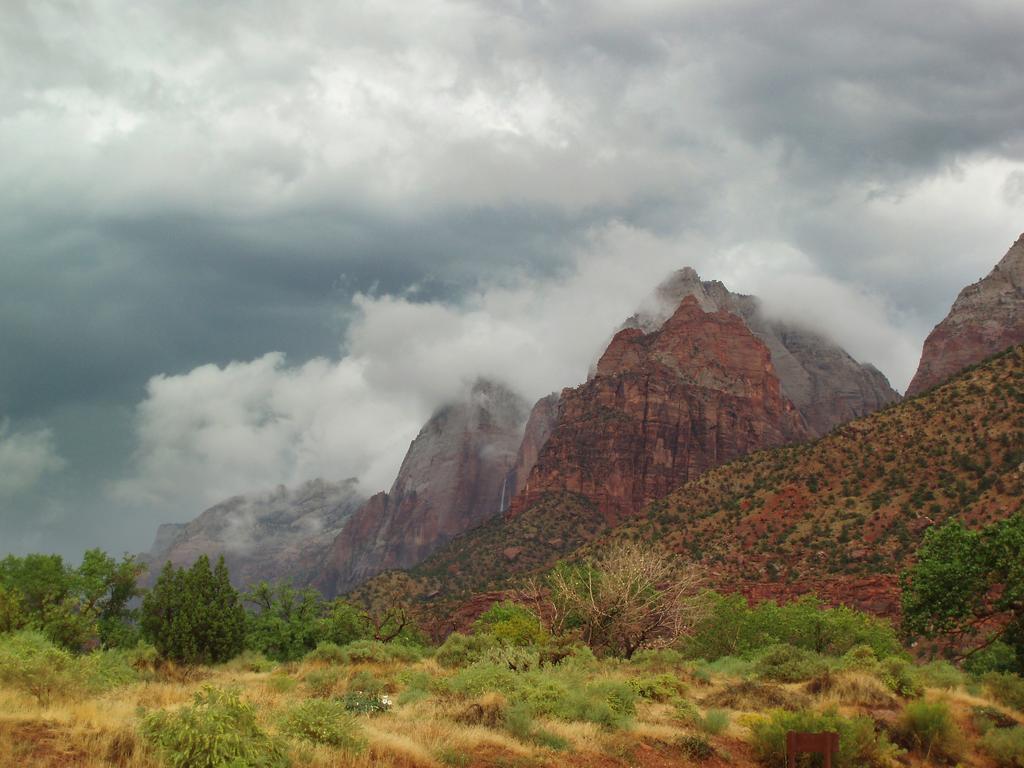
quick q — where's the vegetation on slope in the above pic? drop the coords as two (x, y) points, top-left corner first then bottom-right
(622, 346), (1023, 592)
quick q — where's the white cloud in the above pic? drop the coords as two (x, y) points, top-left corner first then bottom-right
(115, 216), (940, 520)
(0, 420), (66, 496)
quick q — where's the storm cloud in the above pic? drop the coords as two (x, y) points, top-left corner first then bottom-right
(2, 0), (1023, 557)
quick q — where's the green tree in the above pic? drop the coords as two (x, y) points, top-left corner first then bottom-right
(0, 550), (144, 650)
(0, 584), (28, 633)
(244, 582), (323, 661)
(320, 600), (372, 647)
(75, 549), (145, 648)
(209, 556), (246, 662)
(473, 601), (547, 646)
(901, 512), (1024, 672)
(141, 555), (244, 664)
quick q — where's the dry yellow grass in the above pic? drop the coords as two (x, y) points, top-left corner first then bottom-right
(0, 652), (1018, 768)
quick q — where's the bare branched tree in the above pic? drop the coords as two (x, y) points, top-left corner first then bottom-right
(545, 540), (705, 658)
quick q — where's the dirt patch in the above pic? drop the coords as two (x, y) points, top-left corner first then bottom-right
(0, 720), (91, 767)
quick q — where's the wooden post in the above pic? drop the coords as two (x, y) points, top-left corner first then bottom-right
(786, 731), (839, 767)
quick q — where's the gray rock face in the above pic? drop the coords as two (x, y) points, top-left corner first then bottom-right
(143, 478), (364, 588)
(316, 380), (530, 596)
(907, 233), (1024, 396)
(622, 267), (900, 436)
(147, 523), (186, 565)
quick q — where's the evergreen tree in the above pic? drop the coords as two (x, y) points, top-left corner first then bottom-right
(140, 556), (244, 664)
(141, 561), (183, 660)
(211, 555), (245, 662)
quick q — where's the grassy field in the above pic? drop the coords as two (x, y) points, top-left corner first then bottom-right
(1, 634), (1023, 768)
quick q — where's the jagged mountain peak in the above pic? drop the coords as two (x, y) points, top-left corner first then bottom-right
(316, 379), (531, 596)
(907, 233), (1024, 396)
(622, 266), (899, 437)
(142, 476), (365, 588)
(509, 291), (807, 524)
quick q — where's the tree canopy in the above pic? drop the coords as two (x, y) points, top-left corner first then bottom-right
(901, 512), (1024, 672)
(141, 555), (245, 664)
(0, 549), (143, 650)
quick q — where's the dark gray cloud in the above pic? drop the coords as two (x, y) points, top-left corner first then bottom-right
(2, 0), (1023, 558)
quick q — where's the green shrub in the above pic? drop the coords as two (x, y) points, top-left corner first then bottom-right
(80, 648), (140, 692)
(674, 699), (700, 724)
(628, 673), (687, 701)
(473, 601), (548, 647)
(749, 707), (901, 768)
(280, 699), (365, 751)
(305, 642), (346, 664)
(684, 592), (901, 661)
(981, 726), (1024, 767)
(754, 644), (829, 683)
(840, 644), (879, 671)
(519, 675), (574, 717)
(915, 660), (964, 690)
(348, 669), (388, 696)
(965, 642), (1019, 676)
(900, 699), (963, 761)
(557, 643), (599, 672)
(304, 668), (342, 697)
(396, 669), (433, 705)
(264, 675), (298, 694)
(677, 734), (715, 761)
(505, 702), (568, 750)
(699, 708), (730, 735)
(445, 661), (524, 699)
(140, 686), (288, 768)
(877, 656), (924, 698)
(630, 648), (687, 670)
(504, 700), (536, 740)
(549, 680), (636, 730)
(984, 672), (1024, 712)
(334, 639), (423, 664)
(482, 645), (541, 672)
(0, 630), (86, 704)
(435, 632), (496, 668)
(696, 655), (754, 679)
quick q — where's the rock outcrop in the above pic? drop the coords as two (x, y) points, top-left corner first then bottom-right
(505, 393), (560, 501)
(906, 233), (1024, 396)
(624, 267), (899, 436)
(317, 380), (529, 597)
(509, 296), (809, 523)
(143, 478), (364, 588)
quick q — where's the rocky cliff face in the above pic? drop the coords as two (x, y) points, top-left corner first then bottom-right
(509, 296), (809, 523)
(624, 267), (899, 436)
(143, 478), (364, 588)
(906, 233), (1024, 396)
(506, 393), (560, 501)
(317, 380), (529, 597)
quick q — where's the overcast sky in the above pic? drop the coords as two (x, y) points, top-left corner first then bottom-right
(2, 0), (1023, 560)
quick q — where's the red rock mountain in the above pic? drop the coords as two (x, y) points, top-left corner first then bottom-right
(143, 478), (364, 588)
(625, 268), (900, 436)
(508, 296), (809, 523)
(505, 393), (559, 499)
(907, 233), (1024, 396)
(316, 380), (529, 597)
